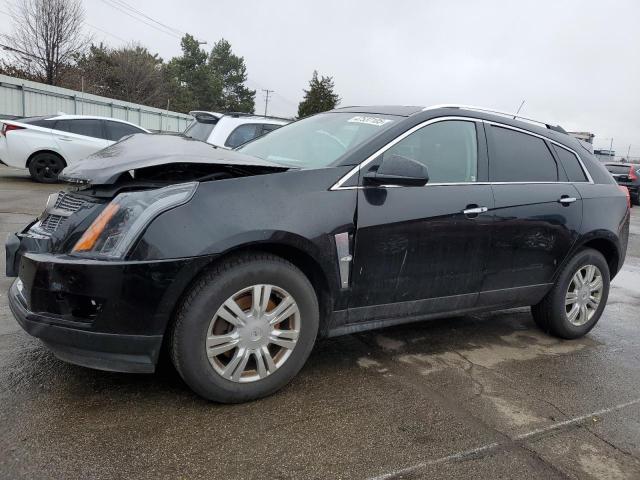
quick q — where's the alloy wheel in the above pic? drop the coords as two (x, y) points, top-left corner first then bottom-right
(565, 264), (603, 326)
(206, 284), (300, 383)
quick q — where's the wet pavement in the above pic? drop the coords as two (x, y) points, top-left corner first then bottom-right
(1, 165), (639, 480)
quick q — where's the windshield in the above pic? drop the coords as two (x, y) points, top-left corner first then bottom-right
(238, 112), (398, 168)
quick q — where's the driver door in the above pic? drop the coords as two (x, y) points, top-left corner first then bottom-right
(348, 119), (494, 323)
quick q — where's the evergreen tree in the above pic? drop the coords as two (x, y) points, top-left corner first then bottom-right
(209, 39), (255, 113)
(297, 70), (340, 118)
(166, 34), (221, 112)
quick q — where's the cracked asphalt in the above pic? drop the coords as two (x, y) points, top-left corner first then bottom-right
(1, 165), (640, 480)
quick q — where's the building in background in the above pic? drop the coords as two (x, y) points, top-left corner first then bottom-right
(594, 149), (615, 162)
(568, 131), (595, 153)
(568, 131), (594, 144)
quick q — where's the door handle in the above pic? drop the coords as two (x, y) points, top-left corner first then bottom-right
(462, 206), (488, 215)
(558, 196), (577, 205)
(57, 136), (73, 141)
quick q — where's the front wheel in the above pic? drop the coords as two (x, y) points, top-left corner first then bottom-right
(532, 248), (610, 339)
(170, 254), (319, 403)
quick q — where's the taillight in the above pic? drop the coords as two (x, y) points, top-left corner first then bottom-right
(629, 166), (638, 181)
(618, 185), (631, 208)
(0, 124), (25, 136)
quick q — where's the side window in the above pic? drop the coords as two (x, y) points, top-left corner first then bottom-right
(225, 124), (261, 148)
(54, 119), (105, 139)
(490, 126), (558, 182)
(382, 120), (478, 183)
(104, 121), (144, 141)
(261, 123), (281, 135)
(552, 145), (588, 182)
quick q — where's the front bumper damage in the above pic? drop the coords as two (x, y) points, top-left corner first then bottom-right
(6, 247), (215, 373)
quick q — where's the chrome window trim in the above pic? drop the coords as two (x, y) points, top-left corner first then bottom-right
(422, 104), (560, 131)
(329, 116), (593, 191)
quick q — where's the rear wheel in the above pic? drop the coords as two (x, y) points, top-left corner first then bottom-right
(531, 248), (610, 339)
(170, 254), (319, 403)
(28, 152), (65, 183)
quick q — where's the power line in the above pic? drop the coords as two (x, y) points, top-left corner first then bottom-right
(97, 0), (182, 39)
(0, 42), (42, 61)
(94, 1), (299, 112)
(85, 22), (129, 44)
(109, 0), (184, 36)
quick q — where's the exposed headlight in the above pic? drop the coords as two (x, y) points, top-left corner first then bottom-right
(71, 182), (197, 259)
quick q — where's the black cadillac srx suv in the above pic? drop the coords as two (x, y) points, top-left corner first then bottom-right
(6, 105), (630, 403)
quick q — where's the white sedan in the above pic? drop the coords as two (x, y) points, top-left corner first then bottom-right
(0, 114), (149, 182)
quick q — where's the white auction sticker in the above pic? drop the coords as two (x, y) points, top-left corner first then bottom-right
(347, 116), (393, 126)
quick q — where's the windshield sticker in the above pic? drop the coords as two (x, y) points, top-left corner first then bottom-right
(347, 116), (393, 127)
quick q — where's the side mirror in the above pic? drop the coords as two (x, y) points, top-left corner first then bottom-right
(364, 154), (429, 187)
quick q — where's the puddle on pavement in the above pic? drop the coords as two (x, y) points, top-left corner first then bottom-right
(396, 330), (596, 371)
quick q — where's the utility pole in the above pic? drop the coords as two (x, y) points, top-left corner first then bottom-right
(262, 89), (274, 117)
(609, 138), (614, 162)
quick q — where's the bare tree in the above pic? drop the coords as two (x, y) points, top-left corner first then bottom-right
(3, 0), (90, 85)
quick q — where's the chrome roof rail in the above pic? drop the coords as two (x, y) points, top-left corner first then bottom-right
(422, 104), (567, 133)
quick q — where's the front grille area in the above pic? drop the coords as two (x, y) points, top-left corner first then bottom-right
(54, 192), (86, 212)
(39, 214), (65, 232)
(37, 192), (89, 234)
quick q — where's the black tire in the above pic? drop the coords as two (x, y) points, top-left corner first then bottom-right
(531, 248), (610, 339)
(28, 152), (66, 183)
(632, 192), (639, 206)
(170, 253), (319, 403)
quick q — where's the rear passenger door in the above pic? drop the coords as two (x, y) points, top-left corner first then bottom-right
(53, 119), (111, 163)
(481, 123), (584, 306)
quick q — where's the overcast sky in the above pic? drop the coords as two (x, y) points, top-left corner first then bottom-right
(2, 0), (639, 156)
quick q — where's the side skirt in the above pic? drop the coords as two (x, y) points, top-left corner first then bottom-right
(325, 284), (552, 338)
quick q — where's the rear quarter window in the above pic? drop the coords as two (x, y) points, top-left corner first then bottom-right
(552, 145), (588, 182)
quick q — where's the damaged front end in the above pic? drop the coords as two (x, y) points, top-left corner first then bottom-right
(5, 134), (291, 372)
(6, 133), (289, 276)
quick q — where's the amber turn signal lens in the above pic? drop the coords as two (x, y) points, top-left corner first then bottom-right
(72, 203), (120, 252)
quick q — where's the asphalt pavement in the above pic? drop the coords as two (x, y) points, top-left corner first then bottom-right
(1, 165), (639, 479)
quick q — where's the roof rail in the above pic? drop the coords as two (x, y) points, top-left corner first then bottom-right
(224, 111), (292, 122)
(423, 104), (567, 134)
(188, 111), (291, 122)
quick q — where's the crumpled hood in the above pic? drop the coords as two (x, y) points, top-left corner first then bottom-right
(60, 133), (286, 185)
